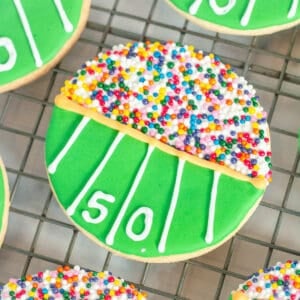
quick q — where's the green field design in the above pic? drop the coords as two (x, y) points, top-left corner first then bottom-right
(46, 106), (264, 260)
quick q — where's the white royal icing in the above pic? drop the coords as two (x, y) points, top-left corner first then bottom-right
(240, 0), (256, 27)
(53, 0), (74, 32)
(106, 145), (154, 246)
(158, 158), (185, 253)
(82, 191), (116, 224)
(48, 116), (90, 174)
(205, 170), (221, 244)
(189, 0), (203, 15)
(126, 207), (154, 242)
(0, 38), (17, 72)
(67, 132), (124, 216)
(13, 0), (43, 67)
(209, 0), (236, 15)
(288, 0), (299, 18)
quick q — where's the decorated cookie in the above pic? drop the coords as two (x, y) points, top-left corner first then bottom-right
(165, 0), (300, 36)
(0, 265), (147, 299)
(0, 0), (91, 93)
(230, 260), (300, 300)
(0, 157), (9, 247)
(45, 41), (272, 262)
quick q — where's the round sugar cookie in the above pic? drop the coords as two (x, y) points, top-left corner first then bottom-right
(0, 265), (147, 299)
(45, 41), (272, 263)
(0, 0), (91, 93)
(0, 157), (9, 247)
(230, 260), (300, 300)
(165, 0), (300, 36)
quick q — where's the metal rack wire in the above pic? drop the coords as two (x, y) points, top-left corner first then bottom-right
(0, 0), (299, 299)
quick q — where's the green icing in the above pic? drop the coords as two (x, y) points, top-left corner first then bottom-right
(45, 106), (264, 260)
(168, 0), (300, 30)
(0, 166), (6, 233)
(0, 0), (84, 86)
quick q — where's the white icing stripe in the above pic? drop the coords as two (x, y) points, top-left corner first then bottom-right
(106, 145), (154, 246)
(67, 132), (124, 216)
(209, 0), (236, 15)
(53, 0), (74, 32)
(205, 171), (221, 244)
(126, 207), (153, 242)
(189, 0), (203, 15)
(288, 0), (299, 18)
(240, 0), (256, 27)
(0, 38), (17, 72)
(158, 159), (185, 253)
(13, 0), (43, 67)
(48, 116), (90, 174)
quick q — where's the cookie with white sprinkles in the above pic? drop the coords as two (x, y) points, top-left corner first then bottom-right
(230, 260), (300, 300)
(0, 265), (147, 299)
(45, 41), (272, 262)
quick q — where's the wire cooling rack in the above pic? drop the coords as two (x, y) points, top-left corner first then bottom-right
(0, 0), (300, 299)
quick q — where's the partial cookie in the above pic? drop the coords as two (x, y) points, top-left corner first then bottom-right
(165, 0), (300, 36)
(45, 41), (272, 262)
(0, 0), (91, 93)
(230, 260), (300, 300)
(0, 157), (9, 247)
(0, 265), (147, 299)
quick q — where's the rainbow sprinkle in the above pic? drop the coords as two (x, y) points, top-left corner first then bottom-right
(0, 265), (147, 300)
(62, 41), (272, 182)
(233, 260), (300, 299)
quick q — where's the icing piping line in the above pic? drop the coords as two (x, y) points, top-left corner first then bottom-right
(106, 145), (154, 246)
(53, 0), (74, 32)
(0, 38), (17, 72)
(288, 0), (299, 18)
(126, 207), (153, 242)
(189, 0), (203, 15)
(48, 116), (90, 174)
(13, 0), (43, 67)
(240, 0), (256, 27)
(82, 191), (116, 224)
(205, 170), (221, 244)
(158, 158), (185, 253)
(66, 132), (124, 216)
(209, 0), (236, 15)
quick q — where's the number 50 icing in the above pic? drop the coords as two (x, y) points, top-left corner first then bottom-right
(0, 0), (90, 92)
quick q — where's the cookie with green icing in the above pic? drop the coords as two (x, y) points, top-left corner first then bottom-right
(165, 0), (300, 35)
(45, 41), (272, 262)
(0, 157), (9, 247)
(0, 0), (91, 93)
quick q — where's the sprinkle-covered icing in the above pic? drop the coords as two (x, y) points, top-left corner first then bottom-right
(231, 260), (300, 300)
(61, 41), (272, 183)
(0, 265), (147, 300)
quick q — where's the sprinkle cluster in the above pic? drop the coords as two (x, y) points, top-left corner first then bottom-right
(62, 41), (272, 182)
(0, 265), (147, 300)
(235, 260), (300, 299)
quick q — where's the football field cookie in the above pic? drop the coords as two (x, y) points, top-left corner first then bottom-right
(0, 0), (91, 93)
(45, 41), (272, 262)
(0, 157), (9, 247)
(230, 260), (300, 300)
(165, 0), (300, 36)
(0, 265), (147, 299)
